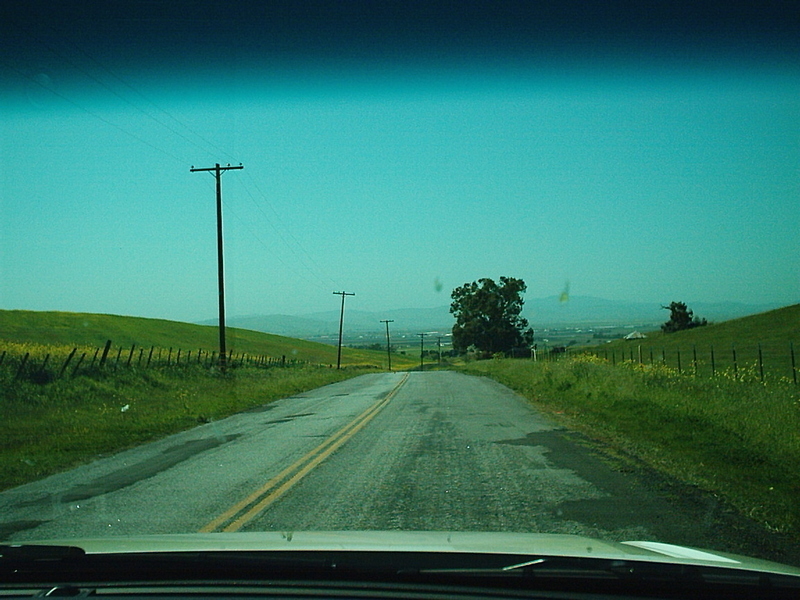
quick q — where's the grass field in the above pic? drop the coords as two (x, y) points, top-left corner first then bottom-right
(460, 304), (800, 537)
(594, 304), (800, 381)
(0, 310), (418, 490)
(0, 309), (419, 370)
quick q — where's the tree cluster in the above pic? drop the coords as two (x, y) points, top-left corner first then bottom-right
(450, 276), (533, 355)
(661, 301), (707, 333)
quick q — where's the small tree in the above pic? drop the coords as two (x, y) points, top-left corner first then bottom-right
(661, 301), (707, 333)
(450, 277), (534, 355)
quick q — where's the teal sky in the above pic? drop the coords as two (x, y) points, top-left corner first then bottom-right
(2, 2), (798, 322)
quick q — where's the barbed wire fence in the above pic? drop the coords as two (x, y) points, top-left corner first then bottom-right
(1, 340), (309, 385)
(582, 342), (797, 384)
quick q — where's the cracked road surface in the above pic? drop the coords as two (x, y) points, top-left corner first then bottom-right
(0, 371), (782, 558)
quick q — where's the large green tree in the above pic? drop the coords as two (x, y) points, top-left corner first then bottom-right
(450, 277), (534, 355)
(661, 301), (707, 333)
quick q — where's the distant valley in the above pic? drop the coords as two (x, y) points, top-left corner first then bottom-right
(199, 297), (784, 342)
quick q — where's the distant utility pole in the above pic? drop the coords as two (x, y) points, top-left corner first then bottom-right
(333, 291), (355, 369)
(380, 319), (394, 371)
(418, 333), (427, 371)
(437, 336), (442, 366)
(190, 163), (243, 372)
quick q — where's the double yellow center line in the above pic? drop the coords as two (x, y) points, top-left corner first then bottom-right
(200, 373), (409, 533)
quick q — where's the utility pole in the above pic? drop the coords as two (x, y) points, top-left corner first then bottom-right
(380, 319), (394, 371)
(190, 163), (243, 372)
(418, 332), (427, 371)
(437, 336), (442, 366)
(333, 291), (355, 369)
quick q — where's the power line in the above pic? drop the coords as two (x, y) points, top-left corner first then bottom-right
(7, 62), (336, 299)
(8, 21), (238, 165)
(10, 24), (340, 297)
(245, 173), (338, 286)
(237, 175), (338, 289)
(7, 25), (348, 318)
(40, 27), (335, 292)
(195, 177), (336, 312)
(3, 61), (189, 165)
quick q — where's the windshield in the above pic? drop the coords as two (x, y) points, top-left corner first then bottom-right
(2, 0), (799, 573)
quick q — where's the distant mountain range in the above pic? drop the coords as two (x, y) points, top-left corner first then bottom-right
(199, 297), (786, 339)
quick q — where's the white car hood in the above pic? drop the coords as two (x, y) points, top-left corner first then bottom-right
(22, 530), (800, 577)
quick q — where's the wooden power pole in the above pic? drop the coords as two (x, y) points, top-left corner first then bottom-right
(380, 319), (394, 371)
(333, 291), (355, 369)
(190, 163), (243, 372)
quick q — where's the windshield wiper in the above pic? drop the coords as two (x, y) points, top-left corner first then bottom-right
(0, 544), (85, 561)
(413, 557), (550, 576)
(414, 555), (800, 597)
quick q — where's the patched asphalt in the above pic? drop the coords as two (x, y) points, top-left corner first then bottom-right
(1, 371), (798, 566)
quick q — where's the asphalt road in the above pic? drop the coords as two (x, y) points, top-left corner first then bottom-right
(1, 371), (794, 560)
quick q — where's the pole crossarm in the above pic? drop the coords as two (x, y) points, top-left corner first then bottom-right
(190, 164), (243, 173)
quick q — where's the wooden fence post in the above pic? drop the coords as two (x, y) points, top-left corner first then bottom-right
(710, 345), (715, 377)
(791, 342), (797, 385)
(15, 352), (29, 380)
(99, 340), (112, 368)
(90, 347), (100, 368)
(732, 346), (738, 380)
(59, 348), (78, 378)
(127, 344), (136, 367)
(72, 352), (86, 376)
(38, 354), (51, 379)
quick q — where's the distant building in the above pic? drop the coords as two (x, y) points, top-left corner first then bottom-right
(624, 331), (647, 340)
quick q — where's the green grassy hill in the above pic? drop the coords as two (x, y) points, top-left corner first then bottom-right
(0, 310), (416, 369)
(596, 304), (799, 379)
